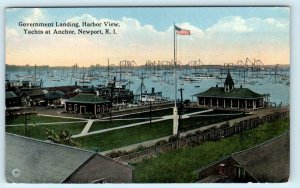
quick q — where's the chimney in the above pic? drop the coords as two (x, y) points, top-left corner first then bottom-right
(152, 87), (155, 94)
(216, 84), (218, 88)
(219, 164), (226, 176)
(240, 85), (242, 88)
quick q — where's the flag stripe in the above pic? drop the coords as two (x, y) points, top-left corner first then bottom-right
(176, 29), (190, 35)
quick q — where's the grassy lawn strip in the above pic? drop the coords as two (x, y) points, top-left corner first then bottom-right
(132, 118), (289, 183)
(89, 119), (148, 132)
(118, 108), (205, 119)
(6, 114), (82, 125)
(76, 110), (246, 151)
(74, 120), (173, 151)
(6, 122), (86, 140)
(180, 112), (245, 132)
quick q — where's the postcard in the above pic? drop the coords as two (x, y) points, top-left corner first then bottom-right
(5, 7), (290, 183)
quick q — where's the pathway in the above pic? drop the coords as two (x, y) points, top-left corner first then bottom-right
(74, 120), (95, 137)
(6, 120), (87, 127)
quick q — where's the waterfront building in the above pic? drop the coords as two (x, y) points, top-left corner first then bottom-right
(18, 88), (48, 106)
(195, 71), (267, 110)
(65, 93), (110, 116)
(5, 91), (20, 107)
(45, 90), (65, 105)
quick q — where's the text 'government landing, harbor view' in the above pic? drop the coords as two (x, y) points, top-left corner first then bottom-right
(5, 7), (290, 183)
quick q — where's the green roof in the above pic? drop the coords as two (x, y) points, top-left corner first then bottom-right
(67, 94), (109, 104)
(45, 90), (65, 99)
(194, 87), (265, 99)
(6, 91), (18, 99)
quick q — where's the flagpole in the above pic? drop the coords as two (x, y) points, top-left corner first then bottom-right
(174, 23), (177, 107)
(173, 23), (179, 135)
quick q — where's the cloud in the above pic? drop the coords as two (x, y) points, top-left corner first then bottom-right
(6, 13), (290, 66)
(22, 8), (44, 23)
(206, 16), (253, 34)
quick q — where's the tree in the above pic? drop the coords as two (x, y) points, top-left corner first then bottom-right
(45, 128), (78, 147)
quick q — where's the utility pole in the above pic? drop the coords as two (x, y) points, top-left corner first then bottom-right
(24, 114), (30, 137)
(149, 101), (152, 127)
(110, 77), (115, 124)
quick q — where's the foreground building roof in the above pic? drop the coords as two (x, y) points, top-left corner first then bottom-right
(6, 133), (132, 183)
(232, 133), (289, 182)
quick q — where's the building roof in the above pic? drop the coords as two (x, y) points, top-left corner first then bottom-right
(45, 90), (65, 100)
(23, 89), (48, 97)
(61, 92), (79, 99)
(47, 86), (80, 93)
(67, 93), (110, 104)
(6, 133), (94, 183)
(194, 87), (265, 99)
(195, 133), (289, 183)
(232, 133), (289, 182)
(6, 91), (18, 99)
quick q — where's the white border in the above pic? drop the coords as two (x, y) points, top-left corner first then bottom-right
(0, 1), (299, 188)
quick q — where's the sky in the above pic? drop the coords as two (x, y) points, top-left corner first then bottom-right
(5, 7), (290, 67)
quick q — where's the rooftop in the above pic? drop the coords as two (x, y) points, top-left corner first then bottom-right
(6, 91), (18, 99)
(45, 90), (65, 99)
(194, 87), (265, 99)
(232, 133), (289, 182)
(67, 93), (110, 104)
(6, 133), (94, 183)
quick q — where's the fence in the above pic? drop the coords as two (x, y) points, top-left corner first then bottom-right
(114, 110), (289, 163)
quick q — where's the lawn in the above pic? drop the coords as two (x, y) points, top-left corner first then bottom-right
(132, 118), (289, 183)
(89, 119), (147, 132)
(75, 110), (246, 151)
(180, 110), (245, 131)
(6, 122), (86, 140)
(6, 114), (83, 125)
(74, 120), (173, 151)
(117, 107), (205, 119)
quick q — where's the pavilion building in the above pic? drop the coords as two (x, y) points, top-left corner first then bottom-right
(194, 71), (268, 110)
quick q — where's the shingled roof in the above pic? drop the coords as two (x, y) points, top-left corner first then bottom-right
(24, 89), (48, 97)
(45, 90), (65, 100)
(67, 93), (109, 104)
(6, 133), (94, 183)
(194, 87), (264, 99)
(6, 91), (18, 99)
(232, 133), (289, 182)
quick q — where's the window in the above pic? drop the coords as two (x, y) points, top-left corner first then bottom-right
(235, 166), (246, 179)
(68, 104), (72, 110)
(97, 105), (101, 112)
(74, 104), (78, 111)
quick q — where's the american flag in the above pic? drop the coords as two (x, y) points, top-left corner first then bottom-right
(175, 25), (191, 35)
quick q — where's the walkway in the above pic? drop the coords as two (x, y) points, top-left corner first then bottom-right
(6, 120), (87, 127)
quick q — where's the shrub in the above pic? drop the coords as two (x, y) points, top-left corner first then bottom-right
(154, 140), (168, 146)
(168, 135), (179, 142)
